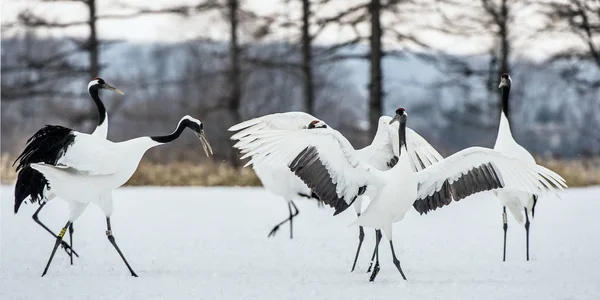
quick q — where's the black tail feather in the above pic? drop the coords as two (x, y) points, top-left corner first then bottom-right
(13, 125), (74, 213)
(14, 167), (48, 213)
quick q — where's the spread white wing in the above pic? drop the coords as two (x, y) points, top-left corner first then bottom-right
(229, 111), (318, 140)
(239, 127), (384, 215)
(413, 147), (567, 214)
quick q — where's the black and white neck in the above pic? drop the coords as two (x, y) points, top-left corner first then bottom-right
(397, 115), (408, 155)
(88, 79), (108, 137)
(499, 73), (511, 119)
(496, 73), (515, 143)
(151, 116), (203, 144)
(391, 108), (408, 156)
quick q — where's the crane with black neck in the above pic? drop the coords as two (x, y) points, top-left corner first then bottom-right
(14, 77), (123, 265)
(239, 108), (566, 282)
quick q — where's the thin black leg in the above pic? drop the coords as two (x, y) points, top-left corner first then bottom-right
(368, 229), (382, 282)
(389, 240), (407, 280)
(524, 207), (530, 261)
(267, 201), (300, 238)
(503, 206), (508, 262)
(351, 223), (365, 272)
(32, 202), (79, 258)
(106, 217), (138, 277)
(41, 221), (72, 277)
(367, 229), (378, 273)
(531, 195), (538, 218)
(289, 202), (299, 239)
(69, 223), (74, 265)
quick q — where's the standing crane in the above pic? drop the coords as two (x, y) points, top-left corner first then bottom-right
(230, 112), (441, 274)
(494, 73), (539, 261)
(238, 108), (566, 282)
(14, 77), (123, 264)
(15, 115), (212, 276)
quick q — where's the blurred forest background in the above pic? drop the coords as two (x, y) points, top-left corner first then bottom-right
(1, 0), (599, 186)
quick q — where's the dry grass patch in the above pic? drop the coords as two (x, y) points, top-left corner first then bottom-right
(1, 154), (17, 184)
(1, 153), (597, 188)
(125, 161), (261, 187)
(538, 158), (600, 187)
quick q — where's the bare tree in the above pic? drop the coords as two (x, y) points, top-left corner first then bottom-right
(430, 0), (529, 123)
(539, 0), (600, 79)
(368, 0), (384, 139)
(301, 0), (315, 114)
(312, 0), (438, 138)
(2, 0), (221, 99)
(536, 0), (600, 154)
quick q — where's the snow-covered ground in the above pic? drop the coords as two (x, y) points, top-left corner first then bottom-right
(1, 185), (599, 299)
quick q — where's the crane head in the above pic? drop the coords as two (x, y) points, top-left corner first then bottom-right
(499, 73), (512, 88)
(180, 115), (213, 157)
(88, 77), (125, 95)
(390, 108), (407, 124)
(307, 120), (328, 129)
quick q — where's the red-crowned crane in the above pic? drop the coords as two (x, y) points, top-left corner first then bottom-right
(15, 115), (212, 277)
(238, 108), (566, 282)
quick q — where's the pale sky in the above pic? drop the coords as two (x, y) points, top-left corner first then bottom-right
(0, 0), (584, 61)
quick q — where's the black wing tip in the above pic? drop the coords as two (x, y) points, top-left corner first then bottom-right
(310, 191), (319, 200)
(12, 125), (73, 212)
(412, 200), (427, 215)
(414, 181), (452, 215)
(14, 166), (47, 214)
(289, 146), (357, 216)
(14, 125), (74, 167)
(415, 162), (505, 215)
(332, 201), (350, 216)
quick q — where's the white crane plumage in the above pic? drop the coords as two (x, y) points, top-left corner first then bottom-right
(13, 77), (124, 264)
(494, 73), (539, 261)
(15, 115), (213, 277)
(229, 112), (443, 271)
(237, 108), (567, 282)
(229, 112), (325, 240)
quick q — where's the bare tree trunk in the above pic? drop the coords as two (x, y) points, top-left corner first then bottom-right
(228, 0), (241, 166)
(498, 0), (510, 122)
(301, 0), (314, 115)
(575, 0), (600, 68)
(88, 0), (99, 78)
(368, 0), (383, 139)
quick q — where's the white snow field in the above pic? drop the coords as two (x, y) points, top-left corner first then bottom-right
(1, 185), (599, 300)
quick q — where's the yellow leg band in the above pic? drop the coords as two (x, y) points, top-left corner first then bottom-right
(58, 227), (67, 238)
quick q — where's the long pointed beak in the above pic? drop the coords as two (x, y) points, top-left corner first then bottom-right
(389, 115), (400, 124)
(498, 79), (507, 88)
(196, 131), (213, 157)
(103, 83), (125, 95)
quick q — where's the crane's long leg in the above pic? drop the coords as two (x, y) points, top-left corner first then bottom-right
(267, 201), (300, 239)
(32, 202), (79, 258)
(368, 230), (382, 282)
(106, 217), (138, 277)
(367, 229), (378, 273)
(68, 223), (74, 265)
(351, 212), (365, 272)
(531, 195), (538, 218)
(389, 240), (407, 280)
(289, 202), (298, 239)
(524, 207), (530, 261)
(41, 221), (72, 277)
(503, 206), (508, 262)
